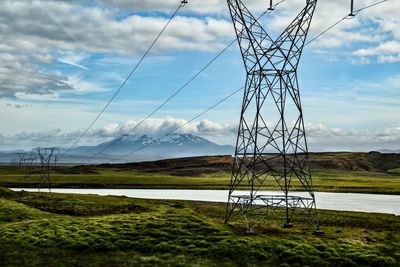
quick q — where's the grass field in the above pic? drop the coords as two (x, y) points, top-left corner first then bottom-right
(388, 168), (400, 174)
(1, 165), (400, 194)
(0, 187), (399, 266)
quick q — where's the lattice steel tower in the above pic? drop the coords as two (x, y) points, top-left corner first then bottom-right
(225, 0), (320, 231)
(35, 147), (59, 192)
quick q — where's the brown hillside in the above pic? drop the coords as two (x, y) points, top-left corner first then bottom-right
(96, 152), (400, 176)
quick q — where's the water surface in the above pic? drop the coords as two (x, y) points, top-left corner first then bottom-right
(11, 188), (400, 215)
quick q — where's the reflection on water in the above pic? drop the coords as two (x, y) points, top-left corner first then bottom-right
(10, 188), (400, 215)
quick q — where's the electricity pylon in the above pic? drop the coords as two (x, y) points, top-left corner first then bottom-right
(225, 0), (320, 231)
(17, 152), (26, 166)
(24, 156), (38, 179)
(35, 147), (59, 192)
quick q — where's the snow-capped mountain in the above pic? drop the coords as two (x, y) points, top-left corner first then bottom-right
(66, 133), (234, 163)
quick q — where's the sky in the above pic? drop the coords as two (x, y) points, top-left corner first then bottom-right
(0, 0), (399, 152)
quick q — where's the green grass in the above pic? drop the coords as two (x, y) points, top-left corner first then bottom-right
(388, 168), (400, 174)
(0, 187), (399, 266)
(0, 198), (53, 223)
(1, 165), (400, 194)
(0, 167), (231, 188)
(310, 169), (400, 194)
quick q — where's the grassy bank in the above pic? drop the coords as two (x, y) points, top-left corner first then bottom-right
(0, 187), (399, 266)
(1, 165), (400, 194)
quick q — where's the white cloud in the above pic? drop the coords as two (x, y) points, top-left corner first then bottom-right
(0, 0), (396, 99)
(0, 0), (234, 98)
(1, 0), (396, 58)
(0, 0), (397, 148)
(94, 117), (236, 140)
(0, 1), (233, 55)
(65, 75), (107, 94)
(0, 117), (236, 150)
(377, 54), (400, 63)
(306, 123), (400, 151)
(0, 53), (72, 98)
(353, 40), (400, 57)
(96, 0), (260, 15)
(1, 116), (398, 152)
(58, 51), (89, 71)
(267, 0), (398, 63)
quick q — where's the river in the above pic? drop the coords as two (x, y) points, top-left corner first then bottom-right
(10, 188), (400, 216)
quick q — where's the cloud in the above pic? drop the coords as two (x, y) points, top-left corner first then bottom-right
(265, 0), (398, 63)
(93, 117), (236, 140)
(1, 116), (398, 152)
(315, 1), (397, 64)
(0, 0), (234, 99)
(58, 51), (89, 71)
(0, 53), (73, 99)
(97, 0), (228, 14)
(65, 75), (107, 94)
(1, 0), (395, 57)
(0, 1), (233, 55)
(0, 117), (236, 150)
(306, 123), (400, 151)
(352, 40), (400, 63)
(0, 0), (396, 100)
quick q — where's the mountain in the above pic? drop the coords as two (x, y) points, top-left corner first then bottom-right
(63, 134), (234, 163)
(2, 134), (234, 164)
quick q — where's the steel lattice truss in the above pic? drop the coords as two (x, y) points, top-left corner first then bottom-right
(35, 147), (59, 192)
(17, 151), (38, 178)
(16, 152), (26, 166)
(225, 0), (320, 231)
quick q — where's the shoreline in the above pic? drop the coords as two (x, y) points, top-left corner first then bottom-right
(4, 183), (400, 195)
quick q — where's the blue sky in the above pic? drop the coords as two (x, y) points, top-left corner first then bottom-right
(0, 0), (399, 152)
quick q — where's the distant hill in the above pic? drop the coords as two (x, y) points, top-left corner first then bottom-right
(97, 152), (400, 176)
(307, 151), (400, 172)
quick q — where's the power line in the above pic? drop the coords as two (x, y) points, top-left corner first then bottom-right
(305, 17), (347, 46)
(109, 86), (245, 162)
(72, 0), (386, 164)
(354, 0), (387, 14)
(99, 0), (388, 163)
(306, 0), (388, 46)
(80, 0), (287, 162)
(60, 2), (185, 160)
(84, 42), (235, 162)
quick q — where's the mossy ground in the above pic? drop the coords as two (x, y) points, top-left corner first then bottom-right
(0, 188), (399, 266)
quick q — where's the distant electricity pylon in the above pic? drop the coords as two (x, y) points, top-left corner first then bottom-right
(17, 152), (26, 166)
(17, 151), (38, 178)
(35, 147), (59, 192)
(225, 0), (321, 231)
